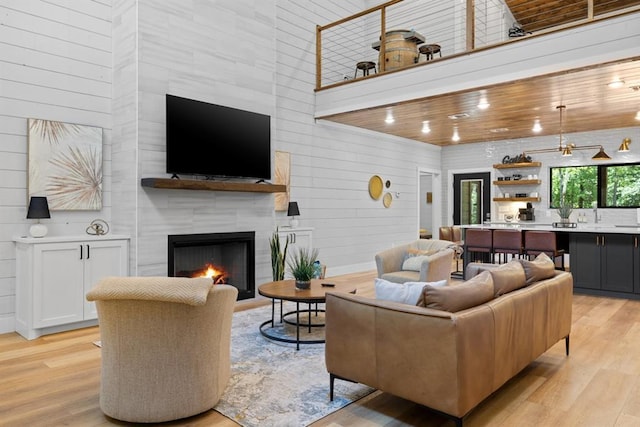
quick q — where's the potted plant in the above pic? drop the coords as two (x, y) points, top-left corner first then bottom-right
(269, 228), (288, 281)
(557, 195), (573, 223)
(287, 247), (319, 289)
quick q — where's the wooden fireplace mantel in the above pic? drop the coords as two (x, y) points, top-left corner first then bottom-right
(141, 178), (287, 193)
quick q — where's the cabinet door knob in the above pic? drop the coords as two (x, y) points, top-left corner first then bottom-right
(87, 244), (90, 259)
(80, 245), (83, 260)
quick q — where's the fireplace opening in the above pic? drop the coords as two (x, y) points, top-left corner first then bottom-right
(168, 231), (255, 300)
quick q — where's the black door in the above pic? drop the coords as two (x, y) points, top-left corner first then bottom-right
(453, 172), (491, 225)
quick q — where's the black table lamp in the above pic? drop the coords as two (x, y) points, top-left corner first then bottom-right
(287, 201), (300, 227)
(27, 196), (51, 237)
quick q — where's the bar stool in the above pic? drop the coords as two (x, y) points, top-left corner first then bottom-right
(439, 226), (453, 241)
(354, 61), (376, 78)
(523, 231), (565, 270)
(492, 229), (523, 264)
(419, 44), (441, 61)
(439, 226), (464, 277)
(464, 229), (493, 264)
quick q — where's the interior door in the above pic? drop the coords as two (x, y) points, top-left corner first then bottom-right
(453, 172), (490, 225)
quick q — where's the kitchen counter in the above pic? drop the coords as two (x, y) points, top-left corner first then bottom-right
(462, 222), (640, 234)
(460, 222), (640, 301)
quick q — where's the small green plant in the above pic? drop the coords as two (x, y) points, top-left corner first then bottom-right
(557, 195), (573, 220)
(269, 228), (288, 281)
(287, 247), (319, 282)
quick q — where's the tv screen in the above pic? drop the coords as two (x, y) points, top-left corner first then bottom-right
(166, 94), (271, 180)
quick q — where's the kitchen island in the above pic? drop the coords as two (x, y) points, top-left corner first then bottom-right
(460, 222), (640, 300)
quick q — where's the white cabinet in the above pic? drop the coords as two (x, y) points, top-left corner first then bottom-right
(277, 227), (313, 253)
(14, 235), (129, 340)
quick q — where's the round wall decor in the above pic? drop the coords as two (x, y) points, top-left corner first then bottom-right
(383, 192), (393, 208)
(368, 175), (383, 200)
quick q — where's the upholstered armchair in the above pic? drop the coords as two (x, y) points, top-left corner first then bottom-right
(86, 277), (238, 423)
(375, 239), (455, 284)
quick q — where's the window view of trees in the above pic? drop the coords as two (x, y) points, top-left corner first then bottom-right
(602, 164), (640, 207)
(550, 166), (597, 208)
(550, 163), (640, 208)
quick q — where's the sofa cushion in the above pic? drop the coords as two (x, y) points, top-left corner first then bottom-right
(519, 252), (556, 285)
(375, 278), (446, 305)
(402, 248), (437, 271)
(489, 260), (527, 297)
(416, 271), (494, 312)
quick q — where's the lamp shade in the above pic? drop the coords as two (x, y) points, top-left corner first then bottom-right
(592, 147), (612, 160)
(287, 201), (300, 217)
(27, 197), (51, 219)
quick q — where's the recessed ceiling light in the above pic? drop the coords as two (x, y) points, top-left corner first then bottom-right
(608, 79), (625, 89)
(489, 127), (510, 133)
(447, 113), (470, 119)
(384, 110), (394, 124)
(532, 119), (542, 133)
(636, 111), (640, 121)
(451, 126), (460, 142)
(421, 120), (431, 134)
(477, 98), (490, 110)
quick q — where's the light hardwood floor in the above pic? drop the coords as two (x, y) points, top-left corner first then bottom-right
(2, 270), (640, 426)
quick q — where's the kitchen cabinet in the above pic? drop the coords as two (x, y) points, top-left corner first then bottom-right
(14, 235), (129, 339)
(570, 233), (634, 294)
(493, 162), (542, 202)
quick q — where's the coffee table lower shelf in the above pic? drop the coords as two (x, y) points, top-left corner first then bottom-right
(259, 301), (325, 350)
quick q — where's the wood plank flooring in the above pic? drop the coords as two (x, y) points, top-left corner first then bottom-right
(2, 270), (640, 426)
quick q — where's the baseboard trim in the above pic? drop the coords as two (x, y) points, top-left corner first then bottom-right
(326, 261), (375, 277)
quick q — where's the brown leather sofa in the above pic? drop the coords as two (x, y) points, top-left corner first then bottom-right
(325, 261), (572, 426)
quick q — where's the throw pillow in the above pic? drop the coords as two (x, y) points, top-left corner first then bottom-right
(489, 260), (527, 296)
(402, 255), (429, 271)
(416, 271), (494, 312)
(401, 248), (438, 271)
(518, 252), (556, 285)
(375, 278), (446, 305)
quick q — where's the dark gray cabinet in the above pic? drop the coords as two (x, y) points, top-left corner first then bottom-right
(570, 233), (634, 294)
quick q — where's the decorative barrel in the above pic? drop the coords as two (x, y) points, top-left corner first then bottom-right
(379, 30), (418, 71)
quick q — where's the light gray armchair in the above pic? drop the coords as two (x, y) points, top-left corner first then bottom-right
(375, 239), (455, 284)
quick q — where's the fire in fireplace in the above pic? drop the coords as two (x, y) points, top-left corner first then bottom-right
(168, 232), (255, 300)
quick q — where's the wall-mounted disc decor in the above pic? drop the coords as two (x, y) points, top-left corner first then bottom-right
(383, 192), (393, 208)
(368, 175), (383, 200)
(385, 180), (391, 188)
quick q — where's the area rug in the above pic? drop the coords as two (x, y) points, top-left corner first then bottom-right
(214, 301), (374, 426)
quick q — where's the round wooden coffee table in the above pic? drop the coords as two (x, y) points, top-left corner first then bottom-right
(258, 279), (356, 350)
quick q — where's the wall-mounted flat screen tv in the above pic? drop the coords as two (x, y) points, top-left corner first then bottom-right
(166, 94), (271, 180)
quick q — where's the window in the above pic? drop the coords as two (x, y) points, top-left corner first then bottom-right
(550, 163), (640, 208)
(600, 164), (640, 207)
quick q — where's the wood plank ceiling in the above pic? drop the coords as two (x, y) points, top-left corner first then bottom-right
(318, 3), (640, 148)
(319, 57), (640, 147)
(506, 0), (640, 32)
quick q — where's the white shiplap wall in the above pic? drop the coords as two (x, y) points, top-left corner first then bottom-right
(111, 0), (280, 286)
(276, 0), (442, 275)
(0, 0), (112, 333)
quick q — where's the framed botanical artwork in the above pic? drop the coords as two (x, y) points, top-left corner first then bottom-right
(274, 150), (291, 211)
(28, 118), (103, 210)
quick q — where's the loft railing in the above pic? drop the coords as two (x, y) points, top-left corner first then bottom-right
(315, 0), (640, 91)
